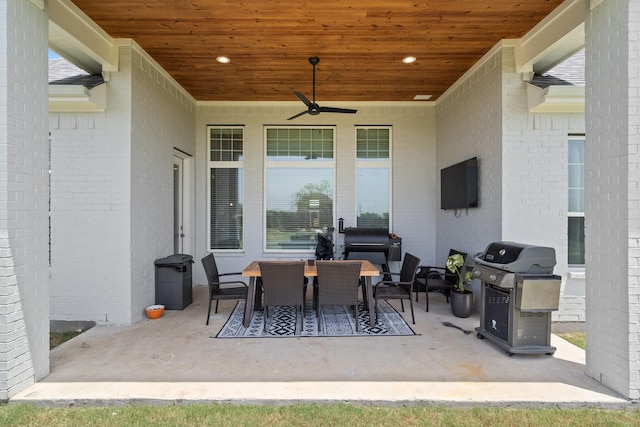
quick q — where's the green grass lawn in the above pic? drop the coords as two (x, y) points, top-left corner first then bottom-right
(49, 331), (83, 350)
(28, 331), (635, 426)
(0, 404), (638, 427)
(558, 332), (586, 350)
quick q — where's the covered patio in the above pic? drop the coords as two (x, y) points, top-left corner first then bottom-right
(11, 287), (625, 406)
(4, 0), (640, 404)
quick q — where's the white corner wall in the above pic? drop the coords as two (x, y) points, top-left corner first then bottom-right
(0, 0), (50, 399)
(129, 46), (196, 322)
(585, 0), (640, 399)
(193, 104), (437, 283)
(50, 44), (196, 325)
(500, 47), (586, 322)
(50, 49), (133, 325)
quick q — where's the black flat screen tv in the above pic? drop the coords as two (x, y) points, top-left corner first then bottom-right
(440, 157), (478, 210)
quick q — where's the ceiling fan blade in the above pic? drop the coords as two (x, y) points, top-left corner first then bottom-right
(294, 91), (312, 107)
(319, 106), (358, 114)
(287, 110), (309, 120)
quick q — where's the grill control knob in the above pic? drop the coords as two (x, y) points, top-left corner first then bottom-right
(472, 270), (481, 278)
(489, 274), (498, 281)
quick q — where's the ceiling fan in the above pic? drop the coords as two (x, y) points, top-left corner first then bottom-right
(288, 56), (357, 120)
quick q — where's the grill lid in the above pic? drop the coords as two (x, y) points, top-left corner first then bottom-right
(475, 241), (556, 274)
(343, 228), (390, 252)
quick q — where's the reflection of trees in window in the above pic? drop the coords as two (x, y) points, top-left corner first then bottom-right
(357, 212), (389, 229)
(265, 127), (335, 250)
(296, 182), (333, 229)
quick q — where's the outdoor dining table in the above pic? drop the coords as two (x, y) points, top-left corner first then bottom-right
(241, 259), (380, 328)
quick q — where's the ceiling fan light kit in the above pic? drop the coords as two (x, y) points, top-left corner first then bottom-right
(288, 57), (357, 120)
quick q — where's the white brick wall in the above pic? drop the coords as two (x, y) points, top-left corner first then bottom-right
(500, 48), (586, 322)
(436, 45), (585, 320)
(436, 46), (504, 266)
(50, 52), (133, 324)
(50, 45), (196, 324)
(193, 104), (436, 281)
(0, 0), (49, 399)
(129, 46), (195, 321)
(585, 0), (640, 399)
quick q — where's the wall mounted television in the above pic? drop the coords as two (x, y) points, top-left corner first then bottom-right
(440, 157), (478, 210)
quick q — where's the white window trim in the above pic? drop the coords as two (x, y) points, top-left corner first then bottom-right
(355, 126), (393, 230)
(207, 125), (244, 253)
(263, 126), (336, 254)
(568, 135), (585, 267)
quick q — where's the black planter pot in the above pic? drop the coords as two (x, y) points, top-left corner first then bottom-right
(450, 290), (473, 318)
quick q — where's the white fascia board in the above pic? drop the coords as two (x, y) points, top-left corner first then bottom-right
(526, 83), (585, 113)
(49, 84), (106, 112)
(515, 0), (586, 74)
(49, 0), (119, 73)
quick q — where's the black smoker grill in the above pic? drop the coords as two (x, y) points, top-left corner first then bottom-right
(473, 241), (561, 356)
(343, 228), (402, 279)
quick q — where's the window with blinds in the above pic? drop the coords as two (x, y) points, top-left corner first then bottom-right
(356, 127), (391, 229)
(568, 136), (585, 265)
(208, 127), (243, 250)
(264, 127), (335, 251)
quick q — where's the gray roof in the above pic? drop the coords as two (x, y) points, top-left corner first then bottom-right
(528, 49), (585, 89)
(49, 58), (104, 89)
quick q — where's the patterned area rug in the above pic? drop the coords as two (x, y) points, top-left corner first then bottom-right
(215, 301), (416, 338)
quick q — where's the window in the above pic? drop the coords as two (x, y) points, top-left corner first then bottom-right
(568, 136), (585, 265)
(208, 127), (243, 250)
(265, 127), (335, 251)
(356, 127), (391, 228)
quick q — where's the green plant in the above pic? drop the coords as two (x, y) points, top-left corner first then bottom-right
(446, 253), (473, 293)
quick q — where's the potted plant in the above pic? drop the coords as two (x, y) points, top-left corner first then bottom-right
(446, 253), (474, 318)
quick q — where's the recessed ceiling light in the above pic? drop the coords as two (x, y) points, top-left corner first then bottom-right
(413, 95), (432, 100)
(402, 56), (416, 64)
(216, 56), (230, 64)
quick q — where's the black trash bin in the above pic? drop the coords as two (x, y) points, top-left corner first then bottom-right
(154, 254), (194, 310)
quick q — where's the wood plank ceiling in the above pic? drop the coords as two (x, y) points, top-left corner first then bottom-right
(70, 0), (565, 102)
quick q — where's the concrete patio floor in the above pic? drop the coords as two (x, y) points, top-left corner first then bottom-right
(11, 285), (630, 407)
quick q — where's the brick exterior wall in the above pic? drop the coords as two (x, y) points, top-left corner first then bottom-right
(49, 45), (196, 325)
(585, 0), (640, 399)
(0, 0), (49, 399)
(49, 51), (133, 324)
(436, 45), (585, 320)
(194, 104), (436, 279)
(129, 46), (195, 321)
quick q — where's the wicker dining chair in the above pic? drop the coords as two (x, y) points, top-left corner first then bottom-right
(258, 261), (306, 333)
(201, 253), (248, 325)
(315, 261), (362, 332)
(373, 252), (421, 324)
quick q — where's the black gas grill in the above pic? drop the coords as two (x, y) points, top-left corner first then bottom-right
(473, 241), (561, 356)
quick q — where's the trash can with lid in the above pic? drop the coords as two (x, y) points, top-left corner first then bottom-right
(154, 254), (194, 309)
